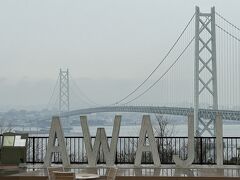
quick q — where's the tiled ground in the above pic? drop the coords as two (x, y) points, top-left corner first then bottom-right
(1, 164), (240, 178)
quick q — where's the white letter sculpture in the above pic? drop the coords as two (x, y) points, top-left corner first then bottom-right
(135, 115), (161, 166)
(173, 113), (194, 167)
(80, 115), (121, 166)
(44, 116), (70, 167)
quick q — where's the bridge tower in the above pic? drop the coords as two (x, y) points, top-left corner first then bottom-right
(194, 7), (218, 136)
(194, 6), (218, 136)
(59, 69), (70, 117)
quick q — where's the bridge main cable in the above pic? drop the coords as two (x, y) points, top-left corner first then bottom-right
(216, 12), (240, 32)
(112, 13), (196, 105)
(122, 36), (195, 105)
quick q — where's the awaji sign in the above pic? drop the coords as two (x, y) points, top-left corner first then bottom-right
(44, 114), (223, 168)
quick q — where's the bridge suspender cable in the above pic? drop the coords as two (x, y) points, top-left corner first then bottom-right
(215, 12), (240, 109)
(69, 75), (100, 106)
(47, 75), (60, 110)
(112, 13), (196, 105)
(122, 36), (195, 105)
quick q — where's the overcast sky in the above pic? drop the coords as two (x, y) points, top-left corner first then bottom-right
(0, 0), (239, 110)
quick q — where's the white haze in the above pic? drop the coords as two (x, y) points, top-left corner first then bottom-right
(0, 0), (239, 110)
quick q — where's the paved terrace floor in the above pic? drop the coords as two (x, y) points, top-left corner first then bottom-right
(1, 164), (240, 179)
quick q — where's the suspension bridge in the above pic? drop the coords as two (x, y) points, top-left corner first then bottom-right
(47, 7), (240, 136)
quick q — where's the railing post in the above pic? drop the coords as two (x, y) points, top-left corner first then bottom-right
(32, 137), (35, 164)
(200, 137), (203, 164)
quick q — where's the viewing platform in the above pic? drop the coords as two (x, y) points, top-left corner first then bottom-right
(1, 135), (240, 179)
(1, 164), (240, 179)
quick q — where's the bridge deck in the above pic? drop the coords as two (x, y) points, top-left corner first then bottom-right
(62, 106), (240, 121)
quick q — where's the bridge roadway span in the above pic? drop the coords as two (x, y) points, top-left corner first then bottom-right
(63, 106), (240, 121)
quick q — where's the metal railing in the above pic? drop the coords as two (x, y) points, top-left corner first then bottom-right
(19, 136), (240, 165)
(0, 135), (239, 164)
